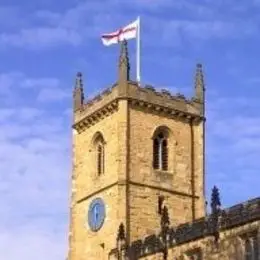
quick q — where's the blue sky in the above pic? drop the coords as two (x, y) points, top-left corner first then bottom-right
(0, 0), (260, 259)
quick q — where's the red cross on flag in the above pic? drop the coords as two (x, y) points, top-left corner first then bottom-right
(101, 17), (141, 84)
(101, 18), (139, 46)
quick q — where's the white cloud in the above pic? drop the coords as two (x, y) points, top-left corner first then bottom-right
(1, 0), (259, 50)
(0, 1), (112, 49)
(0, 27), (81, 49)
(21, 78), (60, 88)
(144, 18), (258, 48)
(37, 87), (70, 102)
(0, 72), (69, 103)
(0, 1), (259, 257)
(34, 10), (62, 25)
(211, 116), (260, 138)
(0, 139), (69, 259)
(0, 225), (67, 260)
(0, 72), (24, 94)
(128, 0), (214, 17)
(206, 94), (260, 206)
(0, 6), (23, 28)
(0, 72), (70, 260)
(247, 77), (260, 84)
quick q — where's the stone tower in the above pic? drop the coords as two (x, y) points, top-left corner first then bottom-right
(68, 41), (206, 260)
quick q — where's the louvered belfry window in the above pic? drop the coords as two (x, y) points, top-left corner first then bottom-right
(153, 138), (159, 169)
(94, 133), (105, 176)
(97, 144), (104, 175)
(162, 139), (168, 170)
(153, 132), (168, 171)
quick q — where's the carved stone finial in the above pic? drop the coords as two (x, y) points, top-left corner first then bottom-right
(75, 72), (83, 88)
(161, 206), (170, 231)
(194, 63), (205, 103)
(73, 72), (84, 111)
(210, 186), (221, 244)
(158, 195), (165, 215)
(119, 40), (129, 68)
(160, 206), (170, 260)
(116, 223), (127, 259)
(211, 186), (221, 214)
(205, 200), (208, 216)
(117, 223), (126, 242)
(118, 40), (130, 91)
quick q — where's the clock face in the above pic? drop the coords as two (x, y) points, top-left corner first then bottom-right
(88, 198), (106, 232)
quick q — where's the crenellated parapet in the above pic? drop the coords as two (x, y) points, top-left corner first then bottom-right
(126, 81), (203, 121)
(109, 197), (260, 259)
(73, 41), (206, 133)
(73, 79), (204, 133)
(73, 83), (119, 133)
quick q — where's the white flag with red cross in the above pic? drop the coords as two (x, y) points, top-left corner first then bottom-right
(101, 17), (141, 83)
(101, 18), (139, 46)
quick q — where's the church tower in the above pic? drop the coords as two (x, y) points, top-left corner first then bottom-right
(68, 41), (206, 260)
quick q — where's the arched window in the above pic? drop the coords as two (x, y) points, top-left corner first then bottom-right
(97, 142), (104, 175)
(92, 133), (105, 176)
(153, 130), (168, 171)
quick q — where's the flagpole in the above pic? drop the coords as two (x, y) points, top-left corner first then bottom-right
(136, 16), (141, 85)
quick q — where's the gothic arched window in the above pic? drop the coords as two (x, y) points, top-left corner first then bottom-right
(92, 133), (105, 176)
(97, 142), (104, 175)
(153, 129), (169, 171)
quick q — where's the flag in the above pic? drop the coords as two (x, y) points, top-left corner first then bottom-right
(101, 18), (139, 46)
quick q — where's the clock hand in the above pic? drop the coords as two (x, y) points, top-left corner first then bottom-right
(94, 205), (99, 221)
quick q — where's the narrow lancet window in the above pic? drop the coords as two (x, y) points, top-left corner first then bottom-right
(97, 144), (104, 175)
(93, 133), (105, 176)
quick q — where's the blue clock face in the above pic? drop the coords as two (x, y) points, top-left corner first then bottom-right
(88, 198), (106, 232)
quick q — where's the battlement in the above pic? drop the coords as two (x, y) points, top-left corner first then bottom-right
(73, 41), (205, 133)
(73, 80), (204, 132)
(109, 197), (260, 258)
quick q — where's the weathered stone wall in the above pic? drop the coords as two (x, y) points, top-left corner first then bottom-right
(108, 197), (260, 260)
(70, 106), (122, 260)
(126, 82), (202, 116)
(192, 121), (205, 220)
(128, 106), (205, 241)
(137, 220), (260, 260)
(69, 93), (205, 259)
(74, 84), (118, 123)
(74, 108), (119, 202)
(129, 105), (192, 188)
(128, 185), (193, 241)
(73, 185), (118, 260)
(70, 69), (205, 260)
